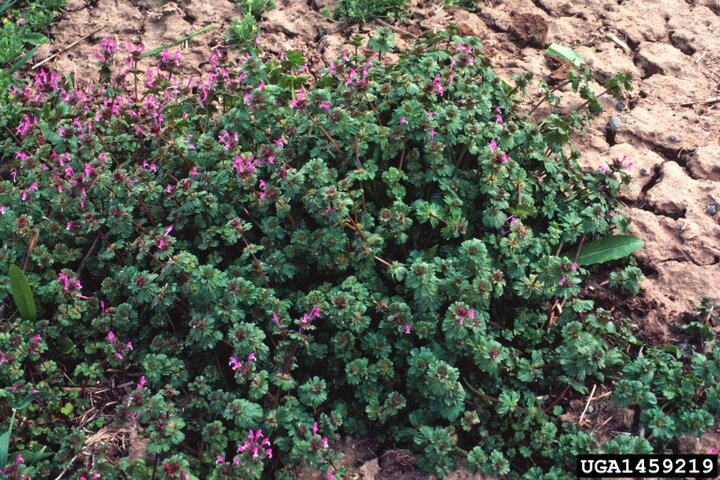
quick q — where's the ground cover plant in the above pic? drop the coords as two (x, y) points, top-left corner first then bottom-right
(1, 28), (719, 479)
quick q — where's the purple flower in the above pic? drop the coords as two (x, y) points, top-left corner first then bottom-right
(289, 90), (305, 109)
(320, 100), (331, 113)
(229, 357), (243, 371)
(494, 106), (504, 124)
(433, 73), (444, 96)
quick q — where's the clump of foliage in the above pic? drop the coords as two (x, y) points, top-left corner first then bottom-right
(0, 29), (718, 480)
(0, 0), (65, 69)
(335, 0), (409, 23)
(226, 14), (261, 50)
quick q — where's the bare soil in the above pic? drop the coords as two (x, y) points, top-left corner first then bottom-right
(24, 0), (720, 476)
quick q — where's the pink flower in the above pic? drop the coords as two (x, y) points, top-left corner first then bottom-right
(489, 139), (498, 152)
(126, 341), (133, 350)
(289, 90), (305, 109)
(320, 101), (331, 112)
(558, 276), (567, 286)
(433, 73), (444, 96)
(66, 221), (74, 230)
(494, 106), (504, 124)
(107, 331), (116, 343)
(456, 306), (475, 325)
(321, 437), (329, 448)
(216, 455), (225, 464)
(312, 421), (319, 435)
(138, 375), (146, 389)
(399, 116), (407, 125)
(16, 454), (24, 464)
(404, 324), (412, 334)
(597, 164), (610, 174)
(247, 352), (256, 362)
(229, 356), (242, 371)
(620, 155), (633, 170)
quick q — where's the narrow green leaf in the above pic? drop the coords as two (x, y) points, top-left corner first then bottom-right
(8, 264), (36, 321)
(0, 430), (9, 469)
(140, 24), (217, 58)
(6, 45), (41, 75)
(545, 43), (584, 69)
(577, 235), (644, 266)
(0, 0), (18, 15)
(18, 32), (48, 46)
(0, 429), (12, 470)
(13, 446), (51, 465)
(14, 391), (50, 410)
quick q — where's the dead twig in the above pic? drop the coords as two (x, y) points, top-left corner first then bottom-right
(32, 25), (106, 70)
(578, 383), (597, 426)
(678, 96), (720, 107)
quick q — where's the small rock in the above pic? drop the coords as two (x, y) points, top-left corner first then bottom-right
(639, 167), (649, 176)
(607, 116), (621, 131)
(616, 101), (626, 111)
(603, 2), (613, 10)
(667, 134), (683, 143)
(707, 204), (718, 215)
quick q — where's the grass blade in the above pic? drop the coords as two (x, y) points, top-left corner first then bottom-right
(7, 45), (41, 75)
(140, 24), (217, 58)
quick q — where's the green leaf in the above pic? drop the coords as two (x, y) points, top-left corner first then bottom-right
(6, 45), (41, 75)
(8, 264), (36, 321)
(0, 429), (9, 469)
(0, 0), (18, 15)
(14, 446), (51, 465)
(58, 337), (75, 355)
(577, 235), (644, 266)
(545, 43), (584, 69)
(140, 24), (217, 58)
(18, 32), (48, 46)
(14, 391), (51, 410)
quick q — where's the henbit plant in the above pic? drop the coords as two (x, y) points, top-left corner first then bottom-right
(1, 29), (718, 479)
